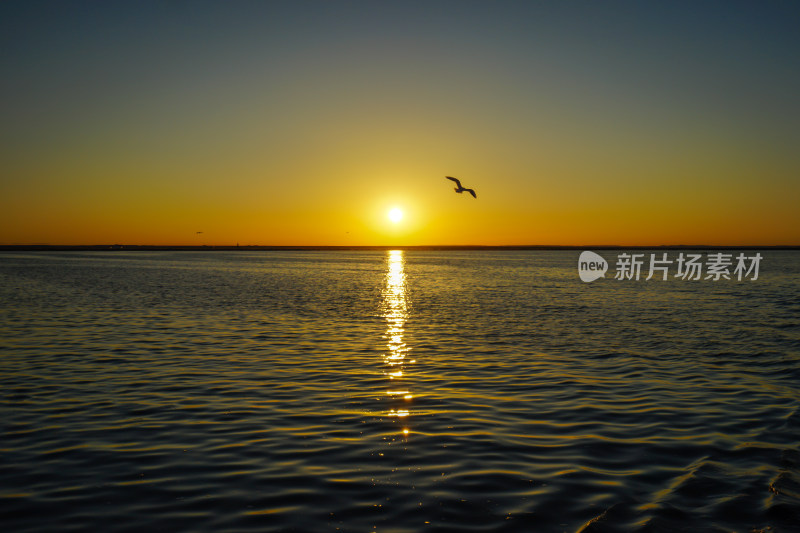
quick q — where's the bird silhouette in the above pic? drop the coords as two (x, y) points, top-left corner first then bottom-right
(445, 176), (477, 198)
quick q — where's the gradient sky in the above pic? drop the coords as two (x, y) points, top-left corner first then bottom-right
(1, 1), (799, 246)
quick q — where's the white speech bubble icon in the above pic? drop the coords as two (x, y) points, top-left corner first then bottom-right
(578, 251), (608, 282)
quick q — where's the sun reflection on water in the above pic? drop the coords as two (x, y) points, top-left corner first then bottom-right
(381, 250), (412, 435)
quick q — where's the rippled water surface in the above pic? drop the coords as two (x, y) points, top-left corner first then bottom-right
(1, 250), (799, 532)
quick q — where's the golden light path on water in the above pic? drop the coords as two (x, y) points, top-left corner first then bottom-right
(381, 250), (413, 436)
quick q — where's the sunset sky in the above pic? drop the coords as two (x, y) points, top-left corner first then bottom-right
(1, 1), (798, 246)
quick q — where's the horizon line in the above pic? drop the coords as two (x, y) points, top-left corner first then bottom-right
(2, 244), (799, 251)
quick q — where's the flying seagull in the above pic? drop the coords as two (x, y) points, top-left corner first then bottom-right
(445, 176), (477, 198)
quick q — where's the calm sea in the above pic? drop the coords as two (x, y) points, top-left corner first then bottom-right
(1, 250), (798, 532)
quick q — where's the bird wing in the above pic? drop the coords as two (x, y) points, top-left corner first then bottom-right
(445, 176), (462, 187)
(465, 188), (477, 198)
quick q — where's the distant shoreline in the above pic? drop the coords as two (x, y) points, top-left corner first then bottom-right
(1, 244), (799, 252)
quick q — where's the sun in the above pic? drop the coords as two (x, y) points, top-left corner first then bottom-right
(388, 207), (403, 223)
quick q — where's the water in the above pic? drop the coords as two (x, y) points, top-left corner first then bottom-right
(1, 250), (798, 532)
